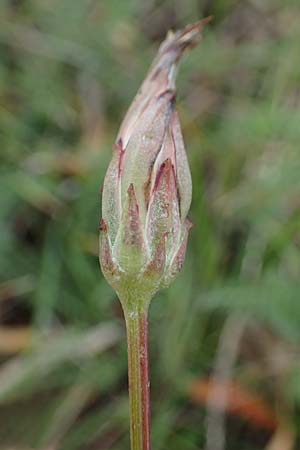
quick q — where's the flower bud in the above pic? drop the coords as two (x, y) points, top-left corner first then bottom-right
(99, 19), (210, 304)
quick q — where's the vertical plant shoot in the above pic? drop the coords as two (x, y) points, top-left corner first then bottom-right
(99, 18), (211, 450)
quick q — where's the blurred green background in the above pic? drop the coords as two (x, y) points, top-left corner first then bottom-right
(0, 0), (300, 449)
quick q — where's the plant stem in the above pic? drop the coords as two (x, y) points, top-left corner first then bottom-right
(124, 304), (151, 450)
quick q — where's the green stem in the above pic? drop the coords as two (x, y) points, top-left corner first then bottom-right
(124, 303), (151, 450)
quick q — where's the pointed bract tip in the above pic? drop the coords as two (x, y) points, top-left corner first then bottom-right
(127, 183), (135, 195)
(185, 217), (194, 231)
(117, 181), (144, 251)
(99, 218), (107, 232)
(160, 158), (172, 173)
(154, 158), (175, 192)
(114, 138), (123, 152)
(127, 184), (139, 212)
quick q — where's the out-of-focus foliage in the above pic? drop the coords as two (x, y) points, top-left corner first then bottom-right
(0, 1), (300, 449)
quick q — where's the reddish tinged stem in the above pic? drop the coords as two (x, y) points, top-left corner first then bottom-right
(125, 305), (151, 450)
(140, 313), (150, 450)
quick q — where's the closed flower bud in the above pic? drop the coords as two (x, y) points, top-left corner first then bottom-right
(99, 19), (210, 304)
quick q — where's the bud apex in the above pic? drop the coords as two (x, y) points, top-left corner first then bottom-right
(99, 19), (210, 303)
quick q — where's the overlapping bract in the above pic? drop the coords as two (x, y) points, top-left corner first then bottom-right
(99, 20), (209, 301)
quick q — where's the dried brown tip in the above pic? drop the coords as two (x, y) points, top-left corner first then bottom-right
(161, 16), (213, 58)
(175, 16), (213, 47)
